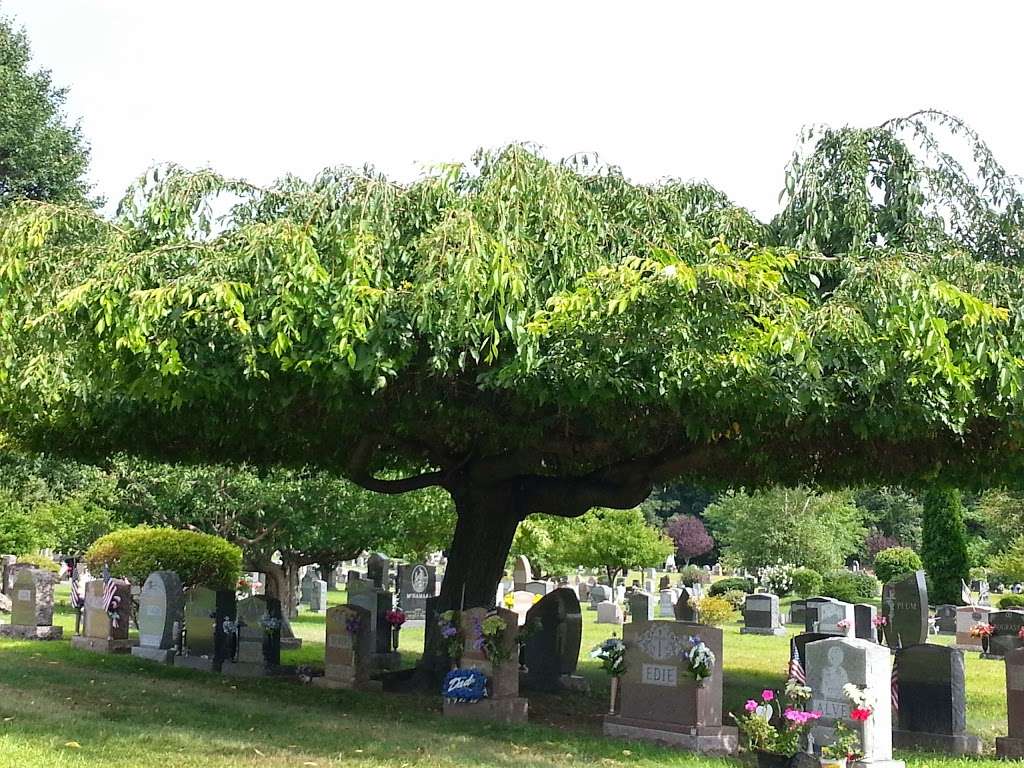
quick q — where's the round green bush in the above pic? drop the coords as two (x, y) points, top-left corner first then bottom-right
(84, 526), (241, 589)
(874, 547), (923, 584)
(678, 564), (711, 586)
(790, 567), (823, 598)
(821, 570), (880, 603)
(719, 589), (747, 611)
(998, 594), (1024, 609)
(15, 553), (60, 573)
(709, 576), (754, 596)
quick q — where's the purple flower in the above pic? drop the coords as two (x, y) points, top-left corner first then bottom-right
(441, 626), (457, 638)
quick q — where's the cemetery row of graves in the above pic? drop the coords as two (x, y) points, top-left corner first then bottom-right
(2, 546), (1024, 766)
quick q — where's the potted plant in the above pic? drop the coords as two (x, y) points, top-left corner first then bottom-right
(971, 622), (995, 654)
(590, 636), (626, 714)
(732, 679), (821, 768)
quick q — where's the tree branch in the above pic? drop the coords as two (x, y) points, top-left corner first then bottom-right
(346, 433), (452, 495)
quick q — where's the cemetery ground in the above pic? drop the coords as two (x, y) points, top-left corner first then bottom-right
(0, 584), (1012, 768)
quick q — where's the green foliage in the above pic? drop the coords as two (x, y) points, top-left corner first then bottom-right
(922, 487), (970, 605)
(991, 537), (1024, 584)
(705, 488), (865, 575)
(693, 595), (735, 626)
(998, 594), (1024, 609)
(873, 547), (923, 584)
(0, 15), (91, 205)
(821, 570), (880, 602)
(973, 489), (1024, 554)
(14, 552), (59, 572)
(718, 589), (747, 611)
(677, 564), (710, 586)
(554, 508), (673, 583)
(790, 567), (823, 598)
(507, 515), (574, 578)
(708, 577), (754, 596)
(0, 494), (40, 554)
(639, 484), (717, 525)
(33, 499), (121, 557)
(854, 487), (923, 552)
(84, 526), (242, 589)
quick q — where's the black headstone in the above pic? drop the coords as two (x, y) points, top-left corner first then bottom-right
(791, 632), (831, 669)
(882, 570), (929, 648)
(366, 553), (390, 590)
(184, 587), (236, 669)
(934, 605), (957, 634)
(854, 603), (877, 641)
(789, 599), (807, 626)
(522, 588), (583, 691)
(627, 591), (654, 622)
(673, 590), (698, 621)
(988, 610), (1024, 658)
(894, 645), (967, 735)
(396, 563), (436, 621)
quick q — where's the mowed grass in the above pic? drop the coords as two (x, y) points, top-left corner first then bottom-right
(0, 582), (1013, 768)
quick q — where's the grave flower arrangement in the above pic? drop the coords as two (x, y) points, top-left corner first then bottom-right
(871, 615), (887, 627)
(102, 579), (125, 628)
(385, 608), (406, 628)
(683, 635), (716, 685)
(236, 576), (253, 597)
(836, 619), (852, 631)
(970, 622), (995, 638)
(732, 683), (821, 760)
(591, 636), (626, 714)
(476, 612), (511, 666)
(821, 684), (875, 766)
(259, 614), (281, 635)
(438, 610), (462, 664)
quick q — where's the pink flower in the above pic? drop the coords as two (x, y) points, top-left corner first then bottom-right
(761, 689), (775, 701)
(850, 707), (871, 722)
(745, 700), (758, 712)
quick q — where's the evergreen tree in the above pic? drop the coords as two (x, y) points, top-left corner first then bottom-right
(921, 487), (970, 604)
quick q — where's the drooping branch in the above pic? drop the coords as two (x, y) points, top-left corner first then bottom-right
(346, 433), (452, 495)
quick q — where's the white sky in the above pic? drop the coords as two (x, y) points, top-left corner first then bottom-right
(5, 1), (1024, 219)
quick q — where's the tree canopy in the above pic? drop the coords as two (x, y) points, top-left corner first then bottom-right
(2, 111), (1023, 610)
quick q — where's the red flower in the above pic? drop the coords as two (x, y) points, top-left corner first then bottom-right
(850, 708), (871, 722)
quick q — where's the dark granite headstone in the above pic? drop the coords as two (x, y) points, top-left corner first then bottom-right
(789, 599), (807, 626)
(659, 575), (671, 591)
(366, 553), (390, 589)
(182, 586), (235, 669)
(522, 588), (583, 691)
(397, 563), (436, 621)
(741, 593), (784, 635)
(673, 590), (698, 621)
(997, 648), (1024, 758)
(790, 632), (830, 670)
(854, 603), (877, 641)
(228, 595), (282, 670)
(627, 591), (655, 622)
(988, 610), (1024, 658)
(881, 570), (929, 648)
(892, 644), (979, 754)
(934, 605), (957, 635)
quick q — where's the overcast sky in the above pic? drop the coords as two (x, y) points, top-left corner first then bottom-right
(5, 1), (1023, 218)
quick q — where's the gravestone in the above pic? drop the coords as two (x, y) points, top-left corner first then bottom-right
(627, 591), (655, 622)
(397, 563), (436, 623)
(507, 590), (536, 626)
(177, 586), (236, 672)
(659, 589), (678, 618)
(986, 610), (1024, 659)
(347, 575), (400, 671)
(741, 593), (785, 636)
(299, 571), (315, 605)
(805, 637), (904, 768)
(366, 553), (390, 589)
(854, 603), (877, 642)
(804, 596), (835, 632)
(881, 570), (929, 648)
(817, 600), (856, 637)
(131, 571), (183, 663)
(674, 590), (699, 622)
(512, 555), (532, 590)
(524, 580), (551, 596)
(954, 604), (989, 650)
(892, 644), (982, 754)
(996, 647), (1024, 758)
(934, 604), (957, 635)
(597, 601), (624, 625)
(443, 607), (527, 724)
(0, 568), (61, 640)
(578, 582), (591, 602)
(790, 632), (831, 673)
(222, 595), (283, 676)
(522, 588), (584, 692)
(659, 575), (672, 591)
(314, 604), (374, 690)
(0, 555), (17, 594)
(603, 621), (737, 754)
(309, 579), (328, 613)
(789, 599), (807, 626)
(71, 579), (132, 653)
(588, 584), (611, 609)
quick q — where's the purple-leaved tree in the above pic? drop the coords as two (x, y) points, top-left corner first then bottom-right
(664, 514), (714, 565)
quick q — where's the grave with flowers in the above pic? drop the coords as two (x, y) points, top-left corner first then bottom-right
(441, 606), (528, 724)
(347, 573), (401, 671)
(221, 595), (284, 677)
(71, 578), (133, 653)
(314, 604), (375, 690)
(732, 682), (822, 768)
(0, 567), (62, 640)
(176, 586), (236, 672)
(602, 620), (738, 755)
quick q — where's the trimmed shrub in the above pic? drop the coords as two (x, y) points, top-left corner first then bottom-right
(874, 547), (923, 584)
(998, 594), (1024, 609)
(791, 567), (823, 598)
(709, 576), (754, 596)
(922, 487), (970, 605)
(678, 564), (711, 586)
(84, 526), (241, 589)
(821, 570), (880, 603)
(694, 595), (736, 626)
(15, 553), (60, 573)
(719, 589), (747, 611)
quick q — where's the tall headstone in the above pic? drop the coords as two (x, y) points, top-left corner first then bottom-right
(443, 607), (528, 724)
(309, 579), (328, 614)
(522, 588), (584, 692)
(659, 575), (672, 591)
(0, 555), (18, 595)
(512, 556), (533, 590)
(934, 605), (957, 635)
(597, 601), (624, 625)
(347, 575), (399, 671)
(177, 586), (236, 672)
(789, 599), (807, 626)
(299, 570), (315, 606)
(741, 593), (785, 636)
(881, 571), (929, 648)
(627, 591), (655, 622)
(954, 604), (990, 650)
(806, 637), (904, 768)
(674, 589), (699, 622)
(131, 571), (183, 663)
(659, 589), (678, 618)
(854, 603), (877, 642)
(0, 568), (61, 640)
(71, 579), (132, 653)
(314, 604), (373, 690)
(366, 553), (390, 590)
(603, 621), (737, 754)
(987, 610), (1024, 659)
(996, 647), (1024, 758)
(222, 595), (282, 676)
(892, 644), (982, 754)
(396, 563), (436, 623)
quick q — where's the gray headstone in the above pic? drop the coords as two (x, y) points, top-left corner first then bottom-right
(10, 568), (54, 627)
(743, 593), (781, 630)
(512, 555), (533, 589)
(882, 570), (929, 648)
(673, 589), (699, 622)
(817, 600), (856, 637)
(988, 610), (1024, 658)
(138, 571), (183, 649)
(934, 605), (957, 635)
(366, 553), (390, 590)
(627, 591), (655, 622)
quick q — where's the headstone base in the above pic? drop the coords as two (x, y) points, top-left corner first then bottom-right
(893, 730), (983, 755)
(281, 637), (303, 650)
(131, 646), (176, 664)
(70, 635), (132, 654)
(371, 651), (402, 672)
(221, 661), (284, 678)
(0, 624), (63, 640)
(997, 736), (1024, 759)
(174, 656), (220, 673)
(740, 627), (787, 636)
(602, 717), (738, 755)
(443, 697), (528, 724)
(312, 675), (382, 692)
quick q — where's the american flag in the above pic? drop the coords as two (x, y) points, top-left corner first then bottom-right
(891, 659), (900, 711)
(70, 579), (83, 610)
(102, 579), (123, 629)
(788, 644), (806, 684)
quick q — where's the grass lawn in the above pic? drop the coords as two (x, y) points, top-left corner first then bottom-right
(0, 583), (1013, 767)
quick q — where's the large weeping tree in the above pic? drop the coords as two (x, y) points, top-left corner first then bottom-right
(2, 111), (1024, 627)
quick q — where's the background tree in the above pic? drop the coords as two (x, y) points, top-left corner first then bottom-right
(921, 487), (970, 604)
(854, 487), (923, 555)
(0, 14), (91, 205)
(553, 508), (673, 585)
(663, 513), (714, 565)
(3, 112), (1024, 635)
(639, 484), (717, 525)
(506, 515), (575, 579)
(704, 487), (865, 574)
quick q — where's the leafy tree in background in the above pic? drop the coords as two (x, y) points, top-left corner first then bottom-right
(664, 513), (714, 565)
(554, 508), (673, 584)
(991, 536), (1024, 583)
(639, 484), (717, 525)
(0, 14), (91, 204)
(921, 487), (970, 604)
(506, 515), (575, 578)
(3, 111), (1024, 636)
(854, 487), (923, 554)
(0, 494), (40, 554)
(705, 487), (865, 574)
(973, 489), (1024, 554)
